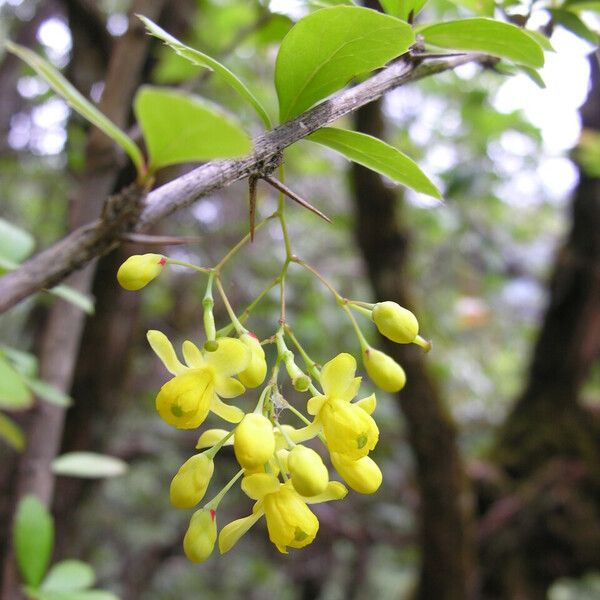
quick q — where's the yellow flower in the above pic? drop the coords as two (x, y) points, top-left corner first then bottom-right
(170, 453), (214, 509)
(218, 473), (347, 555)
(238, 332), (267, 388)
(117, 254), (165, 290)
(183, 508), (217, 563)
(302, 353), (379, 460)
(148, 330), (250, 429)
(371, 301), (419, 344)
(287, 445), (329, 497)
(362, 347), (406, 393)
(330, 452), (382, 495)
(234, 413), (275, 470)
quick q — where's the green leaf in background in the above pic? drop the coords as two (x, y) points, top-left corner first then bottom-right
(47, 285), (95, 315)
(0, 354), (33, 410)
(380, 0), (429, 21)
(548, 9), (600, 45)
(14, 495), (54, 588)
(0, 346), (38, 378)
(26, 590), (120, 600)
(134, 86), (252, 171)
(52, 452), (128, 478)
(0, 218), (34, 263)
(138, 15), (272, 128)
(24, 378), (73, 408)
(307, 128), (441, 199)
(5, 42), (145, 176)
(0, 412), (25, 451)
(446, 0), (494, 17)
(275, 6), (415, 122)
(419, 18), (545, 69)
(41, 560), (95, 592)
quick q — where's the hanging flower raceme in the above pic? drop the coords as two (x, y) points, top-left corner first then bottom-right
(219, 473), (347, 555)
(148, 330), (250, 429)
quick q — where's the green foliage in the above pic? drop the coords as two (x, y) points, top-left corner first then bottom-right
(23, 378), (72, 408)
(308, 128), (441, 199)
(0, 218), (34, 264)
(548, 8), (599, 45)
(380, 0), (429, 21)
(14, 496), (54, 588)
(134, 86), (252, 171)
(0, 354), (33, 409)
(0, 412), (25, 450)
(4, 42), (144, 175)
(138, 15), (272, 128)
(40, 560), (95, 593)
(51, 452), (128, 478)
(275, 6), (414, 121)
(419, 18), (545, 68)
(47, 286), (95, 315)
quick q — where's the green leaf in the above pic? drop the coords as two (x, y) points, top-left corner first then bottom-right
(275, 6), (415, 121)
(447, 0), (495, 16)
(0, 218), (35, 263)
(52, 452), (128, 479)
(524, 29), (555, 52)
(380, 0), (429, 20)
(548, 9), (599, 45)
(0, 346), (38, 378)
(5, 42), (145, 175)
(419, 18), (545, 69)
(134, 87), (252, 171)
(0, 354), (33, 410)
(26, 590), (119, 600)
(14, 495), (54, 588)
(47, 285), (95, 314)
(138, 15), (272, 128)
(0, 412), (25, 451)
(308, 127), (441, 199)
(24, 378), (73, 408)
(41, 560), (95, 592)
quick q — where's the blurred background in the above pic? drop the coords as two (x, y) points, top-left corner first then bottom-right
(0, 0), (599, 598)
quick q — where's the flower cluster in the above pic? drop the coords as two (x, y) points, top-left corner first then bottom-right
(118, 249), (429, 562)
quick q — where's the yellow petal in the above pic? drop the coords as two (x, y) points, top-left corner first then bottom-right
(214, 376), (246, 399)
(321, 353), (357, 399)
(307, 395), (327, 416)
(196, 428), (232, 449)
(182, 340), (204, 368)
(355, 393), (376, 415)
(241, 473), (280, 499)
(304, 481), (348, 504)
(218, 511), (264, 554)
(204, 337), (251, 376)
(340, 377), (362, 402)
(287, 419), (322, 443)
(330, 452), (382, 495)
(210, 396), (245, 423)
(147, 330), (186, 375)
(155, 371), (212, 429)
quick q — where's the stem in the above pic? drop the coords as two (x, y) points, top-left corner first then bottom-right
(286, 402), (312, 427)
(213, 213), (276, 272)
(254, 384), (272, 414)
(414, 334), (433, 352)
(342, 304), (369, 351)
(349, 303), (373, 319)
(284, 325), (321, 383)
(203, 272), (216, 342)
(166, 258), (211, 274)
(215, 275), (280, 337)
(291, 256), (343, 301)
(204, 469), (244, 511)
(204, 429), (235, 460)
(215, 277), (246, 335)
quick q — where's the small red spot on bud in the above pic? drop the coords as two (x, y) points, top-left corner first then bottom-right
(159, 257), (167, 266)
(210, 509), (216, 521)
(248, 332), (258, 340)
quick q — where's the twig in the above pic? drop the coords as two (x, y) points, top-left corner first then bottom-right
(0, 52), (488, 313)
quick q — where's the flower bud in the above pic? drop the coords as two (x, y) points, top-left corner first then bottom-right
(234, 413), (275, 470)
(292, 375), (311, 392)
(183, 508), (217, 563)
(117, 253), (165, 290)
(238, 333), (267, 388)
(288, 445), (329, 497)
(170, 453), (214, 509)
(330, 452), (382, 495)
(371, 301), (419, 344)
(363, 347), (406, 392)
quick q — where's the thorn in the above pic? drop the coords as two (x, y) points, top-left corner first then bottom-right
(249, 175), (258, 242)
(119, 233), (203, 246)
(262, 175), (332, 224)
